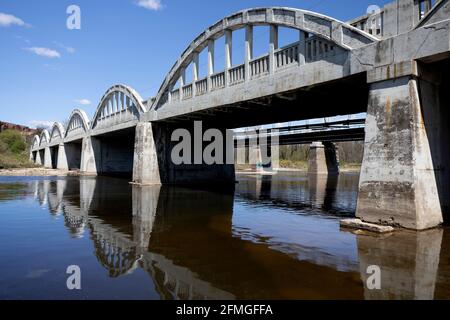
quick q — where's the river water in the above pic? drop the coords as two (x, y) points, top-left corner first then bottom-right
(0, 172), (449, 299)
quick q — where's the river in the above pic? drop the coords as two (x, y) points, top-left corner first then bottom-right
(0, 172), (449, 299)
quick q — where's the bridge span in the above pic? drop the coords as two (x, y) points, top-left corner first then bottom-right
(31, 0), (450, 230)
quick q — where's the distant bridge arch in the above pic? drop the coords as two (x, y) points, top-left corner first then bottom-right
(65, 109), (90, 141)
(91, 84), (147, 134)
(39, 130), (50, 147)
(49, 122), (65, 145)
(31, 135), (40, 151)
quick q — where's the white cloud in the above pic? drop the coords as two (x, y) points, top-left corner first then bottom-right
(24, 47), (61, 58)
(135, 0), (163, 11)
(0, 12), (30, 27)
(30, 120), (53, 129)
(74, 99), (91, 105)
(53, 41), (75, 54)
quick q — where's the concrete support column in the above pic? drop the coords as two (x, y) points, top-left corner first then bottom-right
(43, 147), (52, 168)
(249, 145), (273, 173)
(245, 25), (253, 81)
(179, 68), (186, 101)
(56, 144), (68, 170)
(356, 75), (443, 230)
(192, 52), (199, 97)
(29, 150), (34, 162)
(132, 122), (161, 185)
(298, 31), (307, 65)
(35, 150), (42, 165)
(225, 29), (232, 87)
(207, 40), (214, 91)
(80, 136), (99, 174)
(269, 25), (279, 74)
(308, 142), (339, 174)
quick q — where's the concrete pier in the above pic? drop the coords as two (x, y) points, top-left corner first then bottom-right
(43, 147), (52, 169)
(56, 144), (69, 170)
(308, 142), (339, 174)
(132, 123), (161, 185)
(356, 71), (443, 230)
(80, 137), (99, 174)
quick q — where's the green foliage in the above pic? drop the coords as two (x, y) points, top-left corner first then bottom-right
(0, 130), (26, 154)
(0, 129), (34, 169)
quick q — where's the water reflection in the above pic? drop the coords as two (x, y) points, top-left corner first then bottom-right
(2, 172), (449, 299)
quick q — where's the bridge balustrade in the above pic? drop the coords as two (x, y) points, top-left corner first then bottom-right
(228, 64), (245, 85)
(195, 78), (208, 95)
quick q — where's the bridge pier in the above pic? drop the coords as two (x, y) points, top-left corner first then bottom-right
(356, 63), (447, 230)
(308, 142), (339, 174)
(80, 136), (99, 175)
(56, 144), (68, 170)
(132, 122), (161, 185)
(43, 146), (52, 168)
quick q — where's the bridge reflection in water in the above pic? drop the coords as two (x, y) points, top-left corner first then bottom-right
(29, 174), (450, 299)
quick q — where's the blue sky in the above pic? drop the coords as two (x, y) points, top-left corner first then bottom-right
(0, 0), (391, 128)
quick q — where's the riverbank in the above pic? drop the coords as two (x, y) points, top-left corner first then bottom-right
(0, 168), (81, 176)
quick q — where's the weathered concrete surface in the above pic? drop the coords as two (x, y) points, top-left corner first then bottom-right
(43, 147), (52, 169)
(308, 142), (339, 174)
(56, 144), (69, 170)
(80, 137), (99, 174)
(340, 218), (394, 233)
(356, 75), (443, 230)
(132, 123), (161, 185)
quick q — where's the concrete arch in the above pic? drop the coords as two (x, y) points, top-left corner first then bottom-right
(39, 130), (50, 146)
(91, 84), (147, 130)
(31, 135), (40, 150)
(65, 109), (90, 138)
(150, 7), (378, 110)
(50, 122), (65, 143)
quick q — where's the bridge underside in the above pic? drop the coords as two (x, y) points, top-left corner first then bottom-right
(155, 73), (369, 129)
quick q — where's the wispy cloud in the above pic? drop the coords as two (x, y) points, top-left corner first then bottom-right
(53, 41), (75, 54)
(74, 99), (91, 105)
(30, 120), (53, 128)
(14, 35), (31, 44)
(135, 0), (163, 11)
(0, 13), (31, 27)
(24, 47), (61, 58)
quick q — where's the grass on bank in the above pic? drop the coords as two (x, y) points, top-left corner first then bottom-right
(0, 130), (36, 169)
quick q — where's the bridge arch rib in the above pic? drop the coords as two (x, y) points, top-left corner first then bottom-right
(49, 122), (65, 144)
(91, 84), (147, 132)
(150, 7), (378, 111)
(39, 130), (50, 147)
(65, 109), (90, 140)
(31, 135), (41, 151)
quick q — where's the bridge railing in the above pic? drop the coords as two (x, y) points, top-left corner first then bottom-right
(170, 88), (180, 102)
(228, 64), (245, 85)
(195, 78), (208, 95)
(182, 84), (193, 100)
(275, 42), (300, 69)
(211, 71), (226, 90)
(250, 55), (269, 78)
(165, 32), (342, 104)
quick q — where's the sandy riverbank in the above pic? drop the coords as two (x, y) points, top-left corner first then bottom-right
(0, 168), (82, 176)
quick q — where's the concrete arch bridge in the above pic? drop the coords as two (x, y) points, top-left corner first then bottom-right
(30, 0), (450, 230)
